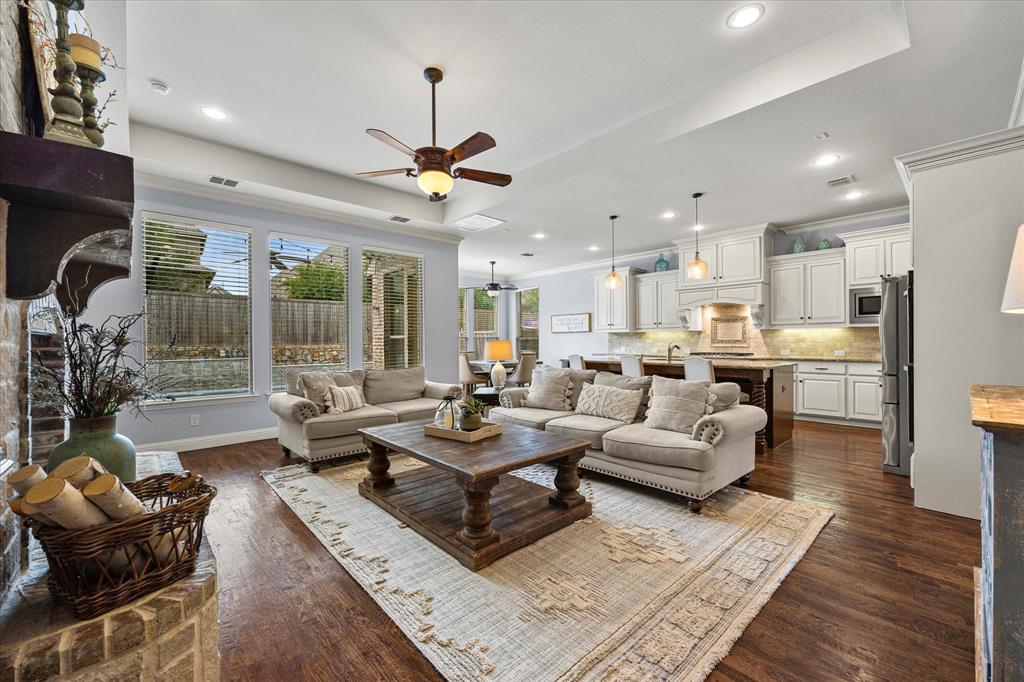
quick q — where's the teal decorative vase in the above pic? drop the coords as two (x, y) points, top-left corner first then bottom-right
(654, 253), (670, 271)
(47, 415), (136, 482)
(793, 235), (807, 253)
(817, 239), (832, 250)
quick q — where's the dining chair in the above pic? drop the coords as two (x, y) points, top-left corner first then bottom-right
(459, 353), (487, 396)
(507, 353), (537, 387)
(683, 356), (715, 382)
(568, 354), (586, 370)
(619, 354), (644, 377)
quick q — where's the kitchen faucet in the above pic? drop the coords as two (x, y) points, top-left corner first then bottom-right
(667, 344), (682, 364)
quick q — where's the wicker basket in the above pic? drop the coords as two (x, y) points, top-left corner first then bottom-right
(27, 472), (217, 620)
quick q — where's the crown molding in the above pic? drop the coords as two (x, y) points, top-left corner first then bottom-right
(1010, 58), (1024, 128)
(672, 223), (776, 246)
(515, 246), (667, 281)
(893, 126), (1024, 194)
(776, 205), (909, 235)
(835, 222), (910, 241)
(134, 173), (464, 245)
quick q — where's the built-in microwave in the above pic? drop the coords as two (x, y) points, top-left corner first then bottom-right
(850, 286), (882, 324)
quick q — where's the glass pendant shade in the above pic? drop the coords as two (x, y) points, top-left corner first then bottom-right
(486, 288), (500, 298)
(687, 254), (709, 280)
(605, 270), (623, 290)
(416, 169), (454, 196)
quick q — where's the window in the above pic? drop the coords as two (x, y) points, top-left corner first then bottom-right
(456, 287), (499, 354)
(362, 248), (423, 369)
(142, 214), (252, 398)
(458, 287), (468, 353)
(269, 234), (349, 391)
(516, 288), (540, 355)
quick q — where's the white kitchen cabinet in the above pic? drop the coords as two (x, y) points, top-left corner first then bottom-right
(592, 268), (642, 332)
(716, 236), (762, 285)
(798, 375), (846, 417)
(886, 236), (912, 277)
(847, 240), (885, 286)
(838, 224), (912, 286)
(847, 375), (883, 421)
(674, 224), (776, 289)
(635, 271), (682, 330)
(679, 244), (717, 287)
(657, 276), (682, 329)
(767, 251), (845, 327)
(636, 279), (658, 329)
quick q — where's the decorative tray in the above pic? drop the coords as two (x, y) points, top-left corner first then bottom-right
(423, 420), (502, 443)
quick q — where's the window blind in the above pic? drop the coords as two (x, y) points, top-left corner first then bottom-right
(517, 288), (540, 355)
(362, 248), (424, 369)
(458, 287), (469, 353)
(269, 234), (349, 390)
(142, 214), (252, 398)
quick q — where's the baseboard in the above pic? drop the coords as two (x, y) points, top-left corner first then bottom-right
(794, 415), (881, 430)
(136, 427), (278, 453)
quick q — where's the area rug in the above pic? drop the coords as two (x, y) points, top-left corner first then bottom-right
(263, 458), (831, 681)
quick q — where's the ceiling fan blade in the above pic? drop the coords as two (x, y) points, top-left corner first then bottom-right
(446, 132), (496, 164)
(501, 284), (518, 290)
(366, 129), (417, 158)
(455, 167), (512, 186)
(356, 168), (415, 178)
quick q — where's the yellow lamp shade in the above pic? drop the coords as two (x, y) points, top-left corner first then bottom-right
(605, 270), (622, 290)
(484, 340), (513, 361)
(1002, 224), (1024, 313)
(687, 255), (709, 280)
(69, 33), (102, 70)
(416, 169), (454, 196)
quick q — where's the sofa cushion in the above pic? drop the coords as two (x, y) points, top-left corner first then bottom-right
(564, 368), (598, 408)
(602, 423), (714, 471)
(708, 382), (742, 413)
(301, 405), (398, 439)
(297, 371), (337, 413)
(644, 376), (712, 433)
(546, 414), (628, 449)
(575, 383), (642, 423)
(595, 372), (653, 406)
(363, 366), (426, 405)
(489, 406), (575, 430)
(524, 368), (573, 410)
(375, 397), (442, 422)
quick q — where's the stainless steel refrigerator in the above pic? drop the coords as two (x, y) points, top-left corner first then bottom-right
(880, 273), (913, 476)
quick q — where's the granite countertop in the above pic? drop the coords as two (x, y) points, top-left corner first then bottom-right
(581, 356), (797, 369)
(588, 353), (880, 364)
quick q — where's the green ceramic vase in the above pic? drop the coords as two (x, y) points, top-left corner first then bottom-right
(47, 415), (137, 482)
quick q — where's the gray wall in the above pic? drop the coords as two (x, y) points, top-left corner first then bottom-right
(84, 186), (460, 447)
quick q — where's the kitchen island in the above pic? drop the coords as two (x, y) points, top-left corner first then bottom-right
(561, 357), (796, 453)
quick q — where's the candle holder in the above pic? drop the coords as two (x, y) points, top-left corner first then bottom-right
(75, 62), (105, 148)
(43, 0), (93, 147)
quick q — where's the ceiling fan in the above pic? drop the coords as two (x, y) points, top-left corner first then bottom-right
(358, 67), (511, 202)
(484, 260), (517, 298)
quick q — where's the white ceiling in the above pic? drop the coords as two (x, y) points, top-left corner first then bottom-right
(126, 1), (1024, 277)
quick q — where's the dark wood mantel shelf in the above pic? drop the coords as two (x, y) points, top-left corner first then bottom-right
(0, 131), (134, 313)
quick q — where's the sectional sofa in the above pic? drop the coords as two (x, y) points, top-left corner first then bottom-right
(489, 369), (767, 512)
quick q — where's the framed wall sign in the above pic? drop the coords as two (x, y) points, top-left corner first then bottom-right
(551, 313), (591, 333)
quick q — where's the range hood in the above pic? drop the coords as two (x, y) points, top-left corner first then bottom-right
(677, 284), (768, 331)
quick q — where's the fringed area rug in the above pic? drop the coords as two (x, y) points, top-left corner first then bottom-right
(263, 458), (831, 682)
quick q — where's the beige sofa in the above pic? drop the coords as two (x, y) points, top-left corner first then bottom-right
(490, 370), (767, 512)
(268, 366), (461, 471)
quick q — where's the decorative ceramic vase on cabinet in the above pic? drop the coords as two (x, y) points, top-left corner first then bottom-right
(793, 235), (807, 253)
(47, 415), (137, 482)
(654, 253), (670, 271)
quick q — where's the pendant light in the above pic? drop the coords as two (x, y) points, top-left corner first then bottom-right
(686, 193), (709, 280)
(484, 260), (502, 298)
(605, 215), (622, 289)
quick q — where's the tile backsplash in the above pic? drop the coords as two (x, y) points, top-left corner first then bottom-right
(608, 304), (880, 361)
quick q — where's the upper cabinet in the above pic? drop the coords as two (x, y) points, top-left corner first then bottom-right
(674, 224), (776, 289)
(592, 268), (643, 332)
(636, 271), (683, 331)
(767, 251), (846, 327)
(838, 224), (912, 286)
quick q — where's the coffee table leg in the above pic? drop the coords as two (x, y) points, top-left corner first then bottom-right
(550, 452), (586, 509)
(363, 441), (394, 488)
(456, 476), (500, 549)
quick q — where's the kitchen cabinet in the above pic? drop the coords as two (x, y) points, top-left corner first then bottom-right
(592, 268), (642, 332)
(674, 224), (776, 289)
(847, 375), (883, 421)
(838, 224), (912, 286)
(794, 362), (883, 423)
(798, 374), (846, 417)
(767, 251), (846, 327)
(636, 271), (682, 330)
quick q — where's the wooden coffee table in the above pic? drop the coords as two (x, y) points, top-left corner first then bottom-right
(357, 421), (591, 570)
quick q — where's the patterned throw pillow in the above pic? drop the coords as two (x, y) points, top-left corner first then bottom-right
(524, 368), (573, 411)
(575, 383), (643, 423)
(644, 376), (713, 434)
(298, 371), (337, 413)
(324, 385), (366, 414)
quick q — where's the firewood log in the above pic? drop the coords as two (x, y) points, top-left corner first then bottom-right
(24, 477), (109, 528)
(9, 464), (46, 496)
(9, 498), (58, 526)
(83, 474), (148, 519)
(50, 455), (108, 489)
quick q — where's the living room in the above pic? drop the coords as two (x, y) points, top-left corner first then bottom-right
(1, 1), (1022, 681)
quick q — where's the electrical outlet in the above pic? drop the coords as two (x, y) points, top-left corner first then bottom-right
(779, 349), (791, 356)
(834, 350), (846, 357)
(189, 414), (200, 427)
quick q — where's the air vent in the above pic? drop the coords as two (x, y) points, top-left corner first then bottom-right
(520, 252), (534, 257)
(826, 174), (856, 187)
(453, 213), (505, 232)
(208, 175), (239, 188)
(388, 215), (411, 223)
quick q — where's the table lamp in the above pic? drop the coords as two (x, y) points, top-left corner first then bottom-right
(484, 340), (514, 389)
(1001, 224), (1024, 314)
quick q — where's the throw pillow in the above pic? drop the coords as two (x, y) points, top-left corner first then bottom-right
(644, 375), (713, 434)
(575, 383), (643, 423)
(524, 368), (573, 411)
(563, 368), (598, 408)
(708, 382), (742, 412)
(324, 385), (366, 414)
(298, 371), (337, 413)
(594, 371), (653, 406)
(331, 369), (366, 389)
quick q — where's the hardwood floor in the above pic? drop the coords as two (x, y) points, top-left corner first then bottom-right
(180, 421), (980, 681)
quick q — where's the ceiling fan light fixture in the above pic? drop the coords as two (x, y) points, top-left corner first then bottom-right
(486, 287), (500, 298)
(416, 169), (454, 196)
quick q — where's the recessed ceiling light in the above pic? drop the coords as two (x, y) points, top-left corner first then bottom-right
(588, 245), (600, 252)
(661, 211), (677, 220)
(533, 232), (546, 239)
(727, 3), (765, 29)
(200, 106), (228, 120)
(813, 154), (841, 167)
(844, 190), (865, 200)
(693, 224), (705, 232)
